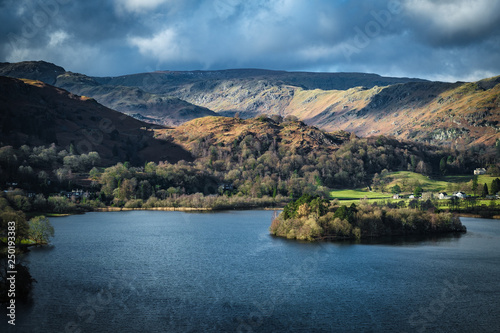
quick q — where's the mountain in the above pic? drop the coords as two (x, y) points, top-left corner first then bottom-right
(0, 61), (218, 126)
(122, 70), (499, 146)
(1, 61), (499, 146)
(55, 72), (217, 126)
(164, 116), (350, 156)
(0, 61), (65, 85)
(90, 68), (428, 119)
(300, 78), (500, 146)
(0, 76), (192, 165)
(93, 68), (426, 93)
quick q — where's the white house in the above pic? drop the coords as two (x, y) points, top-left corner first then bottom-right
(438, 192), (449, 200)
(453, 192), (467, 199)
(474, 168), (486, 175)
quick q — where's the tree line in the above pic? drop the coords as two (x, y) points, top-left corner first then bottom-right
(0, 117), (499, 210)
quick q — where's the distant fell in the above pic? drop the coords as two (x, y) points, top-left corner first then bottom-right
(1, 61), (499, 146)
(0, 61), (218, 126)
(0, 76), (192, 165)
(56, 72), (217, 126)
(94, 68), (427, 92)
(0, 60), (65, 85)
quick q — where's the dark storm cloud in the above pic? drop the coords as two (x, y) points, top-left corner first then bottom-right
(404, 0), (500, 47)
(1, 0), (499, 81)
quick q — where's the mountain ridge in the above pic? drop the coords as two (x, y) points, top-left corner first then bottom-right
(0, 61), (218, 126)
(1, 61), (498, 146)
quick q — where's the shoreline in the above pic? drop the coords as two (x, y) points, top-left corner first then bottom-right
(39, 206), (498, 219)
(92, 206), (285, 213)
(457, 212), (500, 219)
(91, 207), (498, 219)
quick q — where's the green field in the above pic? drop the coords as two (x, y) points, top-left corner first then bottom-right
(384, 171), (449, 192)
(382, 171), (498, 193)
(330, 189), (391, 200)
(330, 172), (499, 203)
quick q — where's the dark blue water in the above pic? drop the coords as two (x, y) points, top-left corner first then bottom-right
(2, 212), (500, 332)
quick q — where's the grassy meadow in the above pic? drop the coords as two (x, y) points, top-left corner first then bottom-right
(330, 171), (500, 207)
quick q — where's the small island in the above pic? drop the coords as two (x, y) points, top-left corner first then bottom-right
(270, 194), (466, 241)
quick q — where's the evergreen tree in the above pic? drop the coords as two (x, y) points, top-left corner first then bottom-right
(391, 185), (401, 194)
(69, 143), (76, 155)
(481, 183), (489, 197)
(439, 157), (447, 175)
(472, 175), (478, 196)
(490, 178), (500, 195)
(414, 186), (423, 197)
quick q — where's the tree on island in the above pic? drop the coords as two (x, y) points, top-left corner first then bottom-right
(270, 194), (466, 241)
(28, 216), (54, 245)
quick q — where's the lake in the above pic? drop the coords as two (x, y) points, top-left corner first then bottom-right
(2, 211), (500, 332)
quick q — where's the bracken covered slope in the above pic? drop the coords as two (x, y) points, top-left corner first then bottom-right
(163, 116), (350, 155)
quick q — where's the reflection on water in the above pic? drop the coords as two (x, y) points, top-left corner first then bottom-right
(359, 231), (465, 246)
(2, 212), (500, 333)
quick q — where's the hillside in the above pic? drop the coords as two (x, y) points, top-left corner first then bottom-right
(164, 116), (350, 155)
(0, 76), (192, 165)
(55, 72), (217, 126)
(160, 77), (499, 146)
(93, 68), (426, 92)
(0, 61), (218, 126)
(1, 61), (499, 146)
(0, 61), (65, 85)
(176, 79), (499, 146)
(301, 78), (500, 146)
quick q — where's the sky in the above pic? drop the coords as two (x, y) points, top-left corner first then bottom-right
(1, 0), (500, 82)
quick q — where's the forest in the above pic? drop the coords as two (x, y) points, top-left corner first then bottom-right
(0, 117), (499, 213)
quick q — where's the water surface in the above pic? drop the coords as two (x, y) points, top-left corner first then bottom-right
(2, 212), (500, 332)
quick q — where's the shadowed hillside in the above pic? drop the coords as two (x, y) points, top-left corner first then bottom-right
(55, 72), (217, 126)
(0, 61), (65, 85)
(0, 76), (192, 165)
(0, 61), (218, 126)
